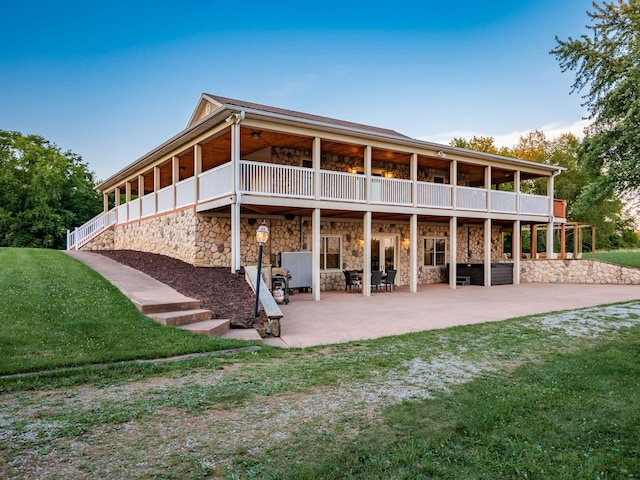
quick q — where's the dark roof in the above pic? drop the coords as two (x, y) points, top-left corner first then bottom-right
(205, 94), (410, 139)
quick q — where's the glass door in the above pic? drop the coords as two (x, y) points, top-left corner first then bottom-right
(371, 236), (397, 272)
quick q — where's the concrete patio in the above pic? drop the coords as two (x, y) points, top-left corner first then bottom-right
(263, 283), (640, 348)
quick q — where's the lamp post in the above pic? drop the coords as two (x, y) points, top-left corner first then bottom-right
(254, 220), (269, 317)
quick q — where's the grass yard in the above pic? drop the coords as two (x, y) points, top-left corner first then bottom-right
(0, 248), (251, 375)
(1, 247), (640, 479)
(596, 248), (640, 268)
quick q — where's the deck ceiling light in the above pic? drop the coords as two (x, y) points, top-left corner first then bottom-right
(251, 131), (262, 139)
(437, 150), (446, 158)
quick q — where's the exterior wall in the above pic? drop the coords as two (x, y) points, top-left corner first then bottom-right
(520, 259), (640, 285)
(269, 147), (465, 184)
(79, 227), (115, 251)
(456, 225), (503, 263)
(113, 209), (198, 265)
(195, 216), (504, 291)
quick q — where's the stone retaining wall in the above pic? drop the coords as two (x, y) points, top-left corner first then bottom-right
(80, 208), (506, 291)
(520, 259), (640, 285)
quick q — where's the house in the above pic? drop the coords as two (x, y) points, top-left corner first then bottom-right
(68, 94), (566, 300)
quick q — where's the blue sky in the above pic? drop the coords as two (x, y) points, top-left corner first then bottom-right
(0, 0), (595, 181)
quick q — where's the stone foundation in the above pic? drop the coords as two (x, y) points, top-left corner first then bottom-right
(520, 259), (640, 285)
(81, 210), (506, 291)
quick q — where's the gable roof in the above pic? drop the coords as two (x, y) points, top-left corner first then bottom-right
(199, 94), (411, 139)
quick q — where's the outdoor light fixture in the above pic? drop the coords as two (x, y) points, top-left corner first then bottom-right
(437, 150), (446, 158)
(254, 220), (270, 317)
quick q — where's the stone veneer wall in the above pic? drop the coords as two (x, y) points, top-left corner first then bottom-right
(520, 259), (640, 285)
(112, 209), (198, 265)
(195, 216), (504, 291)
(80, 227), (115, 251)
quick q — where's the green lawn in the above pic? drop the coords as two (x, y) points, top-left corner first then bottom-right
(0, 248), (250, 375)
(596, 249), (640, 268)
(1, 248), (640, 478)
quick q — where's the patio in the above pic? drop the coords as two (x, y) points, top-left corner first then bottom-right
(263, 283), (640, 348)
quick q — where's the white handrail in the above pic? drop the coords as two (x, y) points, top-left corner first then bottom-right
(199, 162), (233, 202)
(66, 207), (117, 250)
(320, 171), (365, 202)
(157, 185), (175, 213)
(491, 190), (517, 213)
(176, 177), (196, 208)
(116, 204), (128, 224)
(416, 182), (452, 208)
(520, 193), (550, 215)
(370, 177), (412, 205)
(456, 186), (487, 211)
(240, 160), (314, 198)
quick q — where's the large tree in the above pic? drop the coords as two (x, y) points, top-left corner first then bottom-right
(551, 0), (640, 194)
(0, 130), (102, 249)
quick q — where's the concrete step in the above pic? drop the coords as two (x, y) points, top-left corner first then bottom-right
(148, 309), (213, 327)
(136, 300), (202, 315)
(179, 319), (230, 337)
(220, 328), (263, 342)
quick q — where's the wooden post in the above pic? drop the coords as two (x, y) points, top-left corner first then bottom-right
(592, 225), (597, 259)
(560, 223), (566, 259)
(531, 225), (537, 259)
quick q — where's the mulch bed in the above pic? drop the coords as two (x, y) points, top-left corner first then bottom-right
(97, 250), (266, 328)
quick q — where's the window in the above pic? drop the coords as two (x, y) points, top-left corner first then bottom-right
(307, 235), (343, 271)
(433, 175), (445, 184)
(423, 237), (447, 267)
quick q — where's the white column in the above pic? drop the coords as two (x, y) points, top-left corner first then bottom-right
(410, 213), (418, 293)
(154, 166), (160, 214)
(485, 165), (492, 212)
(364, 146), (372, 204)
(547, 174), (555, 259)
(514, 170), (521, 213)
(103, 192), (109, 213)
(547, 221), (555, 259)
(230, 203), (241, 273)
(363, 211), (372, 296)
(411, 153), (418, 207)
(312, 208), (321, 301)
(449, 216), (457, 289)
(137, 175), (144, 218)
(125, 182), (131, 221)
(230, 124), (241, 273)
(450, 159), (457, 210)
(484, 218), (491, 287)
(313, 137), (321, 200)
(115, 187), (121, 207)
(171, 156), (179, 210)
(513, 220), (521, 285)
(194, 144), (202, 204)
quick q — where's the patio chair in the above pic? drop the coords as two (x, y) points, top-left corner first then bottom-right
(381, 269), (396, 292)
(370, 270), (383, 293)
(344, 270), (361, 293)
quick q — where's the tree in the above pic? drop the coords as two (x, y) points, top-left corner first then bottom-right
(551, 0), (640, 194)
(450, 136), (511, 156)
(0, 130), (102, 249)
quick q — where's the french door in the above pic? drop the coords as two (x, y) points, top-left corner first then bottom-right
(371, 235), (397, 272)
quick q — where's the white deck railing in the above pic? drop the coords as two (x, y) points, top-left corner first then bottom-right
(128, 198), (141, 220)
(490, 190), (517, 213)
(157, 185), (175, 213)
(176, 177), (196, 208)
(66, 207), (117, 250)
(141, 193), (156, 218)
(116, 204), (128, 224)
(199, 163), (233, 202)
(240, 160), (314, 199)
(417, 182), (452, 208)
(370, 177), (412, 205)
(69, 163), (556, 248)
(320, 171), (365, 202)
(520, 193), (550, 215)
(456, 186), (487, 211)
